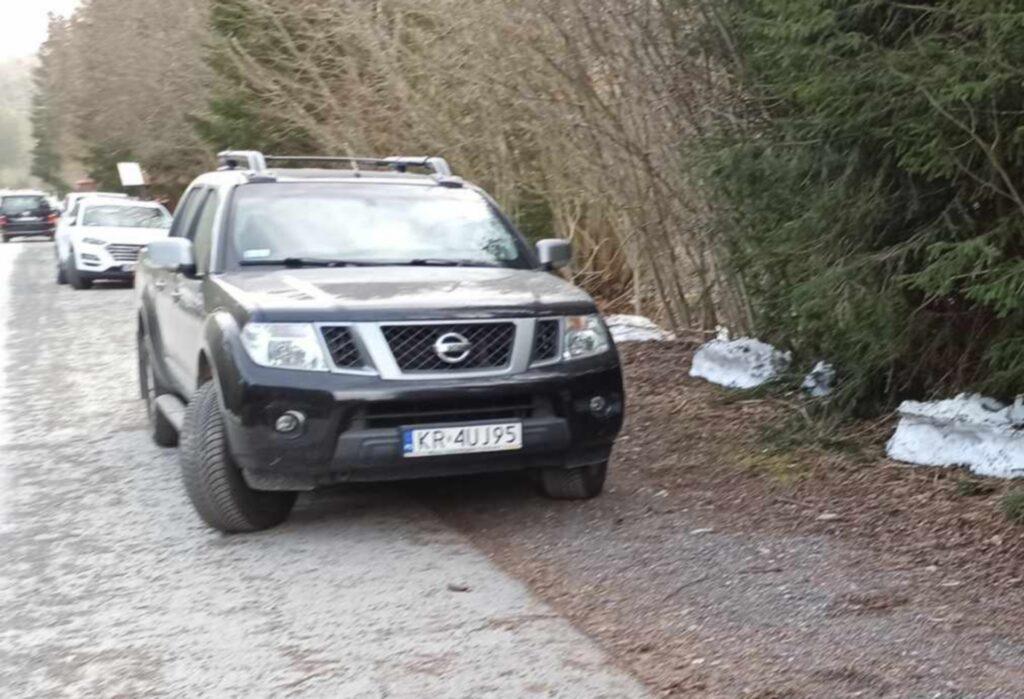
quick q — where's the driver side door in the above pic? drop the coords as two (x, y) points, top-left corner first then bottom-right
(156, 187), (205, 392)
(165, 188), (221, 391)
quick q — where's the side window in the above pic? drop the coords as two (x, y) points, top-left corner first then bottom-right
(67, 203), (80, 225)
(169, 188), (204, 239)
(190, 190), (220, 276)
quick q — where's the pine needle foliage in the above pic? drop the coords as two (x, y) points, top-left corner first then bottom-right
(711, 1), (1024, 412)
(191, 0), (318, 156)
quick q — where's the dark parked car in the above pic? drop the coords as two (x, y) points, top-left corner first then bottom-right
(136, 151), (624, 533)
(0, 191), (57, 242)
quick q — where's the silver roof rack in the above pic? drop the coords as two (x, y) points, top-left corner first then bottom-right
(218, 150), (452, 177)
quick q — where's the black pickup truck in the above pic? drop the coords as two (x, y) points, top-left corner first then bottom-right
(136, 151), (624, 532)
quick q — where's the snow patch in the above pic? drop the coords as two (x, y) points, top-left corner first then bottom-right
(604, 314), (674, 343)
(886, 394), (1024, 479)
(689, 335), (791, 389)
(802, 361), (836, 397)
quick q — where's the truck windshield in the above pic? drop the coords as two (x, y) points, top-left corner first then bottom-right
(230, 182), (531, 268)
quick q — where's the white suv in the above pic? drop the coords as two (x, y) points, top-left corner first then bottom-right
(56, 197), (172, 288)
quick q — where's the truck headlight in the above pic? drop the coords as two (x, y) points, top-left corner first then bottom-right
(82, 237), (107, 246)
(563, 314), (610, 360)
(241, 323), (329, 371)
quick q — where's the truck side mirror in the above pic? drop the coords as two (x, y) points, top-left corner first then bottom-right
(536, 239), (571, 270)
(146, 238), (196, 276)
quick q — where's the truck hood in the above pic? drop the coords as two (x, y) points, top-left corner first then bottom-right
(72, 226), (170, 245)
(216, 266), (595, 320)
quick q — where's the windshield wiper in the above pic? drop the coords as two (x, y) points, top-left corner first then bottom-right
(405, 258), (497, 267)
(238, 257), (499, 268)
(240, 257), (373, 268)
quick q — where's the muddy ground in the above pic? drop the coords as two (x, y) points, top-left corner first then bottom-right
(418, 342), (1024, 698)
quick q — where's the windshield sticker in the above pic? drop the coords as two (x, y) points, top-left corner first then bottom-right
(243, 248), (272, 259)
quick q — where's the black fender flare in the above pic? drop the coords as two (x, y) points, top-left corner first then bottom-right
(201, 311), (247, 415)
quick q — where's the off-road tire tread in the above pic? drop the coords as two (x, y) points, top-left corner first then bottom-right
(180, 382), (295, 533)
(539, 461), (607, 500)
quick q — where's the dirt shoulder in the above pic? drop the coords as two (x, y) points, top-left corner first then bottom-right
(416, 342), (1024, 698)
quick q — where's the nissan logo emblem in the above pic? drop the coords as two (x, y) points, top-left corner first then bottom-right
(433, 332), (472, 364)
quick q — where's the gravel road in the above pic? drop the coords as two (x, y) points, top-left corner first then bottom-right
(0, 241), (647, 698)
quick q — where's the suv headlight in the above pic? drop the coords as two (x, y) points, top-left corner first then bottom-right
(563, 314), (610, 360)
(241, 323), (329, 371)
(82, 237), (107, 246)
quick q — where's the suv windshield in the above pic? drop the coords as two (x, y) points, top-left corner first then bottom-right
(82, 204), (169, 228)
(2, 196), (48, 215)
(231, 182), (530, 268)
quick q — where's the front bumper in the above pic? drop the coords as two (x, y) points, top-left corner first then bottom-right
(220, 355), (624, 490)
(79, 267), (135, 281)
(75, 245), (138, 279)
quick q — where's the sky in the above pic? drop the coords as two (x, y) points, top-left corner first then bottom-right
(0, 0), (81, 61)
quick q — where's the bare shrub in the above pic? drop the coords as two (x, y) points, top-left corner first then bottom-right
(37, 0), (747, 330)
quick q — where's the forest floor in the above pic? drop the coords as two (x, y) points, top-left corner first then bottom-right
(418, 341), (1024, 697)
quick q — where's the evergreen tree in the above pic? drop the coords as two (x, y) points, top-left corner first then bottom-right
(192, 0), (315, 154)
(713, 1), (1024, 410)
(30, 15), (69, 193)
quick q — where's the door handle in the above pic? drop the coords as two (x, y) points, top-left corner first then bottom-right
(154, 280), (166, 290)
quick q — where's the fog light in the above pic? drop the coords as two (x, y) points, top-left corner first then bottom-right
(274, 410), (305, 434)
(589, 396), (608, 415)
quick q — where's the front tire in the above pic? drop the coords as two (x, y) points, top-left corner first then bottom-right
(138, 333), (177, 447)
(67, 248), (92, 289)
(538, 461), (608, 500)
(179, 382), (296, 533)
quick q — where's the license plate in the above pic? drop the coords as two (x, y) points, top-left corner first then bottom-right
(403, 422), (522, 458)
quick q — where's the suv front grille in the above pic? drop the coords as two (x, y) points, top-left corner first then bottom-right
(106, 243), (144, 262)
(382, 322), (515, 372)
(321, 326), (363, 368)
(533, 319), (560, 362)
(362, 395), (542, 429)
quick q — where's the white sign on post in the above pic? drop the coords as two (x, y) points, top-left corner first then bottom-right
(116, 162), (146, 187)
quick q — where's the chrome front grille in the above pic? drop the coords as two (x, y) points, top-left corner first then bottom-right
(106, 243), (144, 262)
(381, 322), (516, 372)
